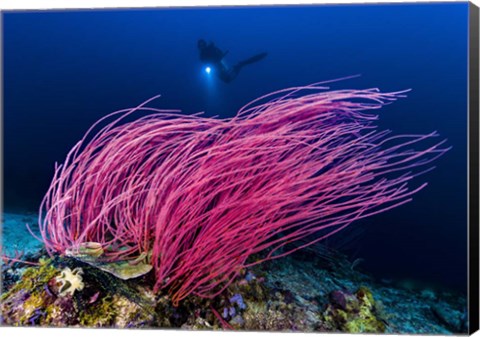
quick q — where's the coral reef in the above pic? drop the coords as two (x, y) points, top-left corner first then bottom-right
(0, 85), (457, 331)
(0, 242), (468, 333)
(0, 257), (156, 328)
(36, 84), (448, 305)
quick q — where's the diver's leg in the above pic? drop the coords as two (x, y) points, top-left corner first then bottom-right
(236, 52), (268, 69)
(217, 62), (235, 83)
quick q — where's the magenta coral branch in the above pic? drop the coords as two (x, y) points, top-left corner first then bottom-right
(38, 83), (449, 305)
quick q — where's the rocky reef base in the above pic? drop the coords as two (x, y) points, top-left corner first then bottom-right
(0, 243), (468, 334)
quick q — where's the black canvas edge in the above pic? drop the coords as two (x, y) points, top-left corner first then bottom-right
(469, 1), (480, 335)
(0, 11), (5, 303)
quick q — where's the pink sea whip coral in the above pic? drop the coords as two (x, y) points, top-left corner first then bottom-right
(36, 81), (449, 305)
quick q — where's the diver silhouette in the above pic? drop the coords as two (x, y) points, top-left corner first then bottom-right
(198, 39), (267, 83)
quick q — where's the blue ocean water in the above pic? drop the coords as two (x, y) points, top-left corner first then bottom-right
(3, 3), (468, 292)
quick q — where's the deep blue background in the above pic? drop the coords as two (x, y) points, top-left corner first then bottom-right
(3, 3), (469, 292)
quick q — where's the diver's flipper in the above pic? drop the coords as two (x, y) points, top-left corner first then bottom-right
(237, 52), (268, 68)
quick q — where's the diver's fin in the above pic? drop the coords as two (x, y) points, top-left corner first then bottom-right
(237, 52), (268, 68)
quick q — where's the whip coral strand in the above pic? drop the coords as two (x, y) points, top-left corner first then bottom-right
(38, 82), (449, 305)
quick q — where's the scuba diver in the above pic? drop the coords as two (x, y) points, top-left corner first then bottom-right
(197, 39), (267, 83)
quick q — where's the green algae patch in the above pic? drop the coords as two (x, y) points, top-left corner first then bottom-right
(79, 292), (155, 328)
(0, 259), (61, 326)
(1, 258), (57, 301)
(322, 286), (386, 333)
(79, 295), (117, 327)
